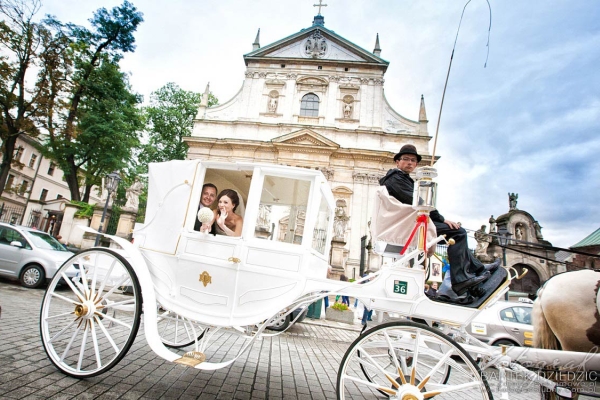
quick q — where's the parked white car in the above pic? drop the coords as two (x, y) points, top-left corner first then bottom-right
(0, 223), (76, 288)
(467, 300), (534, 347)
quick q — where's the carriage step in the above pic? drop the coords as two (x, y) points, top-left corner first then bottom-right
(174, 351), (206, 367)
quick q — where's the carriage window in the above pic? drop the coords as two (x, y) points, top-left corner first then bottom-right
(312, 191), (331, 254)
(255, 176), (310, 245)
(196, 168), (252, 235)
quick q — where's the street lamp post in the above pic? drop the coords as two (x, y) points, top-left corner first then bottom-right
(95, 171), (122, 247)
(497, 226), (512, 300)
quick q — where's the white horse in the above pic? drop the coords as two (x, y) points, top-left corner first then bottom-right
(533, 269), (600, 399)
(533, 269), (600, 351)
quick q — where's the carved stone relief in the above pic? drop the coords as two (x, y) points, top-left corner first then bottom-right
(303, 29), (328, 58)
(317, 167), (334, 181)
(367, 174), (380, 185)
(384, 118), (411, 134)
(353, 172), (367, 183)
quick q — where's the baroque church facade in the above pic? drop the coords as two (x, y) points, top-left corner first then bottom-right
(185, 13), (432, 279)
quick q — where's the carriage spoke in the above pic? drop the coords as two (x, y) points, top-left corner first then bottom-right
(60, 326), (82, 362)
(98, 312), (133, 330)
(49, 319), (77, 344)
(76, 324), (89, 372)
(45, 311), (76, 321)
(356, 345), (400, 388)
(50, 292), (81, 306)
(97, 275), (131, 304)
(90, 319), (102, 369)
(95, 316), (120, 354)
(96, 259), (117, 296)
(61, 272), (85, 302)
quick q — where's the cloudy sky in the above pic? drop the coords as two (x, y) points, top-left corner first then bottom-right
(38, 0), (599, 249)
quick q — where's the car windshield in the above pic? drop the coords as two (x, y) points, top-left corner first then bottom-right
(24, 231), (69, 252)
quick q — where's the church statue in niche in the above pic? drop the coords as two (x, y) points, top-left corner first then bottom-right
(333, 199), (350, 241)
(267, 90), (279, 113)
(342, 95), (354, 119)
(515, 223), (524, 241)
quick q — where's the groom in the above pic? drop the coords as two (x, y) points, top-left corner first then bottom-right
(193, 183), (218, 231)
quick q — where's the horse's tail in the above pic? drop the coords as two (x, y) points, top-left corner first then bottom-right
(533, 286), (560, 350)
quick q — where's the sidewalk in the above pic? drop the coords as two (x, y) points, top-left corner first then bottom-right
(299, 303), (373, 333)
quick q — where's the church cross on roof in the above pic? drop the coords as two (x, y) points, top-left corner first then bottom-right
(312, 0), (327, 26)
(313, 0), (327, 15)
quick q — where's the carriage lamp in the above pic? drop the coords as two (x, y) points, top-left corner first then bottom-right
(497, 226), (512, 300)
(412, 166), (438, 213)
(95, 171), (122, 246)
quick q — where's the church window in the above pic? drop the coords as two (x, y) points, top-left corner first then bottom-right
(281, 64), (285, 68)
(300, 93), (319, 117)
(344, 67), (349, 71)
(317, 66), (322, 70)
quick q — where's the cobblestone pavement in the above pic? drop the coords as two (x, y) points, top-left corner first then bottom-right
(0, 278), (597, 399)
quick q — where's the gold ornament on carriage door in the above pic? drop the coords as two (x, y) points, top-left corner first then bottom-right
(199, 271), (212, 287)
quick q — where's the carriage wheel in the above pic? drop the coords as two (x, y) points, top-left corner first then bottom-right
(337, 321), (492, 399)
(40, 248), (142, 378)
(157, 308), (205, 348)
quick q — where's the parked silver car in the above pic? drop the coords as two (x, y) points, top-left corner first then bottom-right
(468, 300), (534, 347)
(0, 223), (75, 288)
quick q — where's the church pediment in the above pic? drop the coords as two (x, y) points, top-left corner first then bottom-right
(272, 129), (340, 149)
(245, 26), (388, 66)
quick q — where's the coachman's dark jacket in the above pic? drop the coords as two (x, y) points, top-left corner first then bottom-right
(379, 168), (445, 224)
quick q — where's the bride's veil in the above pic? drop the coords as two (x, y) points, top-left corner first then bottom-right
(234, 189), (246, 219)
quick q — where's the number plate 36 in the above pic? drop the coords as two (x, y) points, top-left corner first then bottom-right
(393, 280), (408, 294)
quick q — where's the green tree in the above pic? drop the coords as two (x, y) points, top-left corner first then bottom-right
(0, 0), (46, 195)
(39, 1), (143, 201)
(138, 82), (218, 171)
(76, 59), (143, 203)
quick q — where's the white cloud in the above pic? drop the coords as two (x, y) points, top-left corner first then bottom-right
(36, 0), (600, 249)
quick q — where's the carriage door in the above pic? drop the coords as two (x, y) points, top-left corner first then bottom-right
(232, 171), (314, 321)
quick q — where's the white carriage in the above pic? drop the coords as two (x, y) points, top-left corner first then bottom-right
(39, 160), (599, 399)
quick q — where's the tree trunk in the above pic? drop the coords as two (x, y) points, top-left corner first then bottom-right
(81, 183), (93, 203)
(0, 135), (18, 196)
(64, 156), (81, 201)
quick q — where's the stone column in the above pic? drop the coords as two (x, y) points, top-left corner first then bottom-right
(116, 209), (137, 240)
(330, 239), (347, 280)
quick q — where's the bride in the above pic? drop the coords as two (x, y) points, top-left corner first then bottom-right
(201, 189), (244, 237)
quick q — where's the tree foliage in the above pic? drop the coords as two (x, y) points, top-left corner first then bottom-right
(137, 82), (218, 172)
(38, 1), (144, 201)
(0, 0), (45, 195)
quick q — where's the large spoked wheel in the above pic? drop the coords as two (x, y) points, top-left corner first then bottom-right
(40, 248), (142, 378)
(337, 321), (492, 399)
(157, 308), (204, 348)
